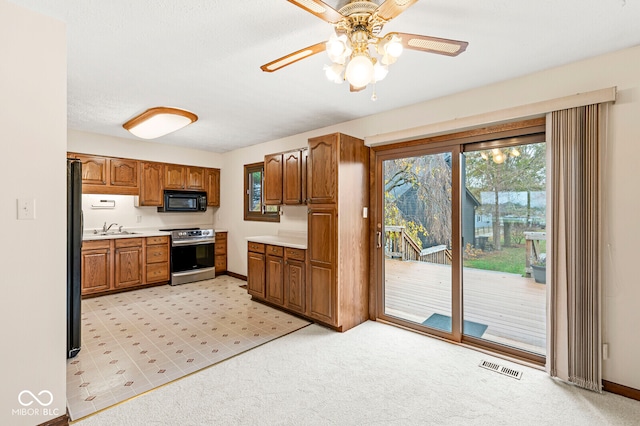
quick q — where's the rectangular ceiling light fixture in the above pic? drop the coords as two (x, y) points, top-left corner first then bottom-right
(123, 107), (198, 139)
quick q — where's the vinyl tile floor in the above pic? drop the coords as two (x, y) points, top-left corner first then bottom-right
(66, 276), (310, 421)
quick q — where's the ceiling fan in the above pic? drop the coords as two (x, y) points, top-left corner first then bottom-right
(261, 0), (469, 96)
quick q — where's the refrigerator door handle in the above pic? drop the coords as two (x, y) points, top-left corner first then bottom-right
(81, 210), (84, 248)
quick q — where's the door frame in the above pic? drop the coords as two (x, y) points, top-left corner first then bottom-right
(369, 118), (547, 365)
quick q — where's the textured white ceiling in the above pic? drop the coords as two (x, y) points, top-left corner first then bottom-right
(9, 0), (640, 152)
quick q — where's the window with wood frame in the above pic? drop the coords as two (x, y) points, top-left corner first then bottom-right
(244, 162), (280, 222)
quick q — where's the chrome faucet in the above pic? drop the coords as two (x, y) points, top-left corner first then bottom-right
(103, 222), (118, 232)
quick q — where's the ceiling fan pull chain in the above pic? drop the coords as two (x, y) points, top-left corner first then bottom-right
(371, 83), (378, 101)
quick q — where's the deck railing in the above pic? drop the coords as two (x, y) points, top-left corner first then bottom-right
(385, 226), (451, 265)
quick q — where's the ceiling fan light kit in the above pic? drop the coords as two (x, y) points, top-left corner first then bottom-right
(122, 107), (198, 140)
(262, 0), (469, 99)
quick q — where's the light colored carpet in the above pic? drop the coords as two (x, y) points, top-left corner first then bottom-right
(75, 321), (640, 425)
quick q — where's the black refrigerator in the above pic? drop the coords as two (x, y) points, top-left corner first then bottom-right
(67, 158), (82, 358)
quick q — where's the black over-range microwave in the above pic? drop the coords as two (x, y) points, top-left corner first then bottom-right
(158, 190), (207, 212)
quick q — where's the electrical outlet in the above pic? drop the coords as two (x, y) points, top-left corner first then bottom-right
(17, 198), (36, 220)
(137, 215), (142, 223)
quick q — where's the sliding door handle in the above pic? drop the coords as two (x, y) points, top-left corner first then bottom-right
(376, 231), (382, 249)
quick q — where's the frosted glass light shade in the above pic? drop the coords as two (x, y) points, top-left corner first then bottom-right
(123, 107), (198, 139)
(324, 63), (344, 84)
(373, 63), (388, 82)
(345, 55), (374, 88)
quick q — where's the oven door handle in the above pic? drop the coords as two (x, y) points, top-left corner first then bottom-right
(172, 239), (216, 246)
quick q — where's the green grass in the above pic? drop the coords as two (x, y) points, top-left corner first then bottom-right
(464, 245), (527, 275)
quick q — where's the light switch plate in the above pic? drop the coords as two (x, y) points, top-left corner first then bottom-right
(17, 198), (36, 220)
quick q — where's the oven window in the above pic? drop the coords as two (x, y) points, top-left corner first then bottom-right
(172, 244), (215, 272)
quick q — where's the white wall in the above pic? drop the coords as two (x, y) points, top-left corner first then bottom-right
(0, 1), (67, 424)
(218, 45), (640, 390)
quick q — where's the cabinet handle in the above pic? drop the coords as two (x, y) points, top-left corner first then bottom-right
(376, 231), (382, 249)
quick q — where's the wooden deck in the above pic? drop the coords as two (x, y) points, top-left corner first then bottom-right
(384, 259), (546, 354)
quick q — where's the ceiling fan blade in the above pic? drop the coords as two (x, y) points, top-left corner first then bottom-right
(350, 84), (366, 93)
(389, 32), (469, 57)
(375, 0), (419, 21)
(287, 0), (344, 24)
(261, 42), (327, 73)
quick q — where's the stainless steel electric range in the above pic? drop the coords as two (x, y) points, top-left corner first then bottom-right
(160, 228), (216, 285)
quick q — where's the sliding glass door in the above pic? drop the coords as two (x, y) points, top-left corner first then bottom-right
(462, 141), (547, 356)
(380, 147), (459, 339)
(375, 123), (547, 362)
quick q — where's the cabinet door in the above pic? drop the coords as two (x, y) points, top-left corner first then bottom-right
(165, 164), (186, 189)
(186, 166), (205, 190)
(283, 151), (302, 205)
(110, 158), (138, 188)
(264, 153), (283, 205)
(285, 259), (305, 314)
(114, 246), (143, 288)
(307, 135), (337, 204)
(206, 168), (220, 206)
(247, 251), (266, 298)
(139, 162), (164, 206)
(266, 254), (284, 305)
(81, 248), (111, 295)
(308, 207), (337, 325)
(76, 154), (108, 186)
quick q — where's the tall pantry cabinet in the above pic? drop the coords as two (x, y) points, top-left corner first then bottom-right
(306, 133), (369, 332)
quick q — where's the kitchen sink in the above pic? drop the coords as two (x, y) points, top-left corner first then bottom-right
(95, 231), (139, 236)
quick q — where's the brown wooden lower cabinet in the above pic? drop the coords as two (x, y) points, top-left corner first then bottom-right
(266, 245), (284, 305)
(284, 255), (305, 314)
(114, 238), (143, 289)
(247, 242), (266, 298)
(247, 242), (315, 322)
(81, 236), (170, 296)
(215, 231), (227, 275)
(81, 240), (111, 295)
(145, 236), (170, 283)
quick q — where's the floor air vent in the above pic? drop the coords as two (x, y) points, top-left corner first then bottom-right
(479, 360), (523, 380)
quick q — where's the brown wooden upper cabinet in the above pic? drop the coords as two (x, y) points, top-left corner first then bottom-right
(164, 164), (187, 189)
(138, 161), (165, 206)
(165, 164), (206, 190)
(73, 154), (139, 195)
(283, 150), (303, 205)
(206, 168), (220, 207)
(69, 152), (220, 206)
(264, 149), (306, 206)
(264, 153), (283, 205)
(187, 166), (205, 190)
(307, 135), (337, 204)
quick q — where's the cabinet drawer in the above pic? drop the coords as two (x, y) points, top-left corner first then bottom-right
(266, 245), (284, 257)
(215, 243), (226, 255)
(147, 236), (169, 245)
(146, 245), (168, 263)
(285, 247), (306, 261)
(146, 263), (169, 283)
(115, 238), (143, 248)
(215, 256), (227, 270)
(215, 232), (227, 241)
(248, 242), (265, 253)
(83, 239), (111, 250)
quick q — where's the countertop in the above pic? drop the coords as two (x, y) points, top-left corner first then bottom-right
(83, 229), (170, 241)
(83, 227), (227, 241)
(246, 231), (307, 250)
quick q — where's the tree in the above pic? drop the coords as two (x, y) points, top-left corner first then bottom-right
(465, 143), (546, 250)
(384, 154), (452, 249)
